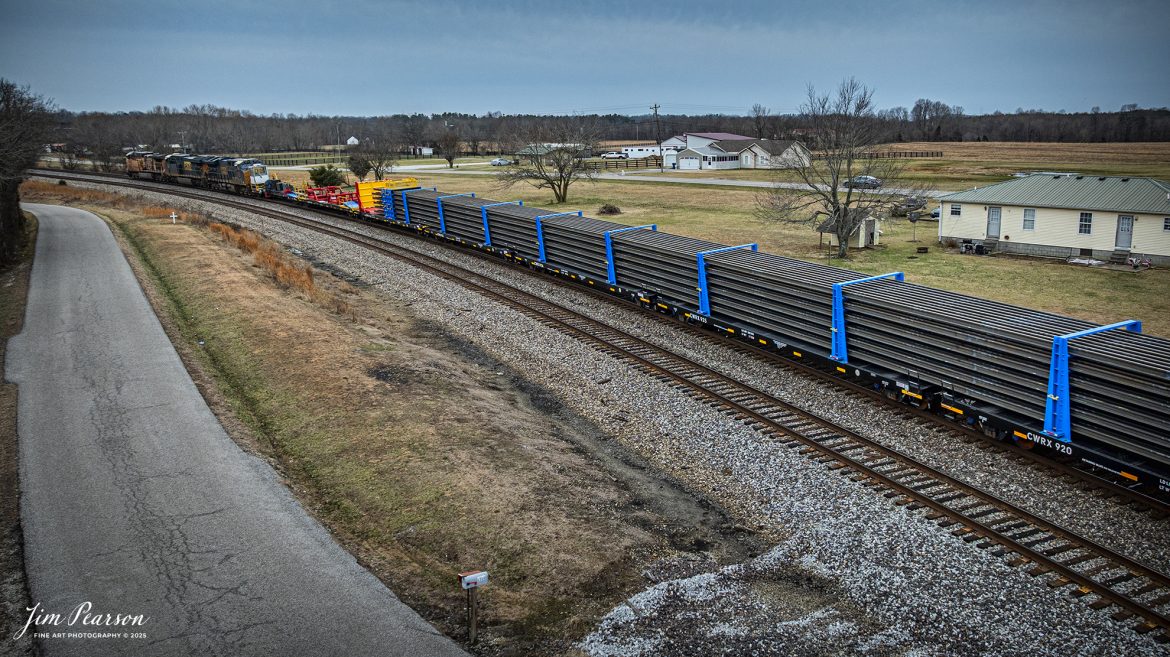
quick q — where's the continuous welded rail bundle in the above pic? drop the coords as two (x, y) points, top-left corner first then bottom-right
(122, 153), (1170, 499)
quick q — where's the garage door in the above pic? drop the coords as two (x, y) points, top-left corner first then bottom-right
(679, 157), (700, 170)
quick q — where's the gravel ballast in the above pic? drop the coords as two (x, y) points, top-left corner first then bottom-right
(62, 180), (1170, 655)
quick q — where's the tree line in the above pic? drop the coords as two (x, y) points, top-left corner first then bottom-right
(50, 101), (1170, 168)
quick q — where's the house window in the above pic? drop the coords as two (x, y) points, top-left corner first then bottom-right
(1164, 217), (1170, 231)
(1078, 212), (1093, 234)
(950, 204), (961, 216)
(1022, 208), (1035, 230)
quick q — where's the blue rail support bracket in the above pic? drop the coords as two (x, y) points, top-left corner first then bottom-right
(603, 225), (657, 284)
(479, 201), (523, 246)
(381, 189), (396, 221)
(830, 272), (905, 363)
(1043, 320), (1142, 442)
(532, 211), (582, 263)
(696, 244), (757, 315)
(435, 193), (475, 234)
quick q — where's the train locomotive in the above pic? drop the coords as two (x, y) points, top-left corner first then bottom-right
(126, 151), (269, 191)
(120, 151), (1170, 499)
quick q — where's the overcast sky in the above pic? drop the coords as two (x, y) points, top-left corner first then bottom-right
(1, 0), (1166, 117)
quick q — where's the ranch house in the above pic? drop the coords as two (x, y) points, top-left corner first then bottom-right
(661, 133), (810, 170)
(937, 174), (1170, 265)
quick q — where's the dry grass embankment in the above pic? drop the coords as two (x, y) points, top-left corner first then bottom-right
(20, 181), (745, 654)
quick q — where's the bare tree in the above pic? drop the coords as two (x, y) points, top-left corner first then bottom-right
(496, 119), (600, 203)
(751, 103), (771, 139)
(0, 79), (54, 261)
(435, 125), (461, 168)
(362, 128), (400, 180)
(757, 78), (928, 258)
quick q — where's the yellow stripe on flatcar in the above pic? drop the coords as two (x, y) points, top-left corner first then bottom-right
(1121, 471), (1138, 481)
(638, 297), (650, 303)
(1013, 430), (1029, 439)
(657, 303), (668, 310)
(835, 366), (846, 374)
(792, 351), (802, 357)
(758, 338), (767, 344)
(940, 404), (964, 415)
(901, 389), (923, 399)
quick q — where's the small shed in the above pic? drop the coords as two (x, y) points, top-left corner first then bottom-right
(346, 136), (360, 146)
(818, 215), (880, 249)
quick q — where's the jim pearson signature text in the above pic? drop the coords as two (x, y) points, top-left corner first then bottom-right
(14, 602), (149, 640)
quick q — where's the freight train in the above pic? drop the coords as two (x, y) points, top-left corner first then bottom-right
(122, 152), (1170, 499)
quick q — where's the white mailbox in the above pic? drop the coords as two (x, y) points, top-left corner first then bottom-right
(459, 570), (488, 590)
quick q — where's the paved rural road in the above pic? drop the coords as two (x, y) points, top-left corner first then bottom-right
(8, 204), (468, 657)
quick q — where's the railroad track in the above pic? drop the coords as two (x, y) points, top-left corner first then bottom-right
(685, 331), (1170, 518)
(42, 169), (1170, 518)
(33, 170), (1170, 641)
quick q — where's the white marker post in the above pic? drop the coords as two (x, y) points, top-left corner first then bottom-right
(170, 211), (178, 225)
(458, 570), (488, 644)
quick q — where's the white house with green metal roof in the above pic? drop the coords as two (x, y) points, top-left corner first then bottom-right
(937, 174), (1170, 264)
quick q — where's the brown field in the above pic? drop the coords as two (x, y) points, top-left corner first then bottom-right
(660, 141), (1170, 190)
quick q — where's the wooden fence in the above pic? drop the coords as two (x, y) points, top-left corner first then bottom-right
(859, 151), (943, 159)
(583, 156), (663, 171)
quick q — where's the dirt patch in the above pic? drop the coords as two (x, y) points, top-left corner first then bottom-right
(0, 211), (38, 657)
(19, 186), (765, 655)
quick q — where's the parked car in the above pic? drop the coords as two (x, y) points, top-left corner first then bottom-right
(490, 157), (513, 166)
(845, 175), (882, 189)
(892, 195), (925, 216)
(600, 152), (629, 159)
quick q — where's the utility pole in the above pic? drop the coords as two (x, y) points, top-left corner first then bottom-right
(651, 103), (663, 172)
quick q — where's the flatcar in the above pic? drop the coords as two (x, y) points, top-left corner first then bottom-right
(363, 185), (1170, 500)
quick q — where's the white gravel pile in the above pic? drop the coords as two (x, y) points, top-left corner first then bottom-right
(71, 181), (1169, 655)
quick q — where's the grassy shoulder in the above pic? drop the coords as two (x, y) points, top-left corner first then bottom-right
(0, 211), (37, 657)
(20, 183), (739, 654)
